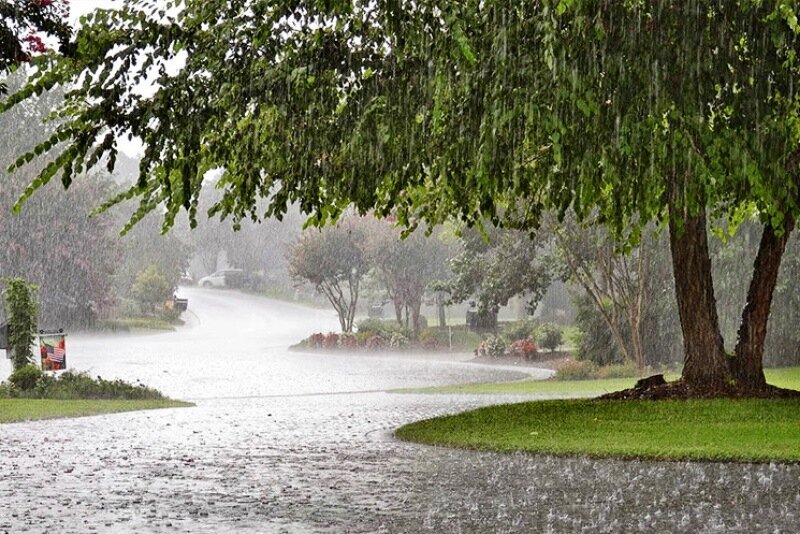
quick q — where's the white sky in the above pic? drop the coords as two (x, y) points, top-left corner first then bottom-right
(69, 1), (143, 156)
(69, 1), (121, 24)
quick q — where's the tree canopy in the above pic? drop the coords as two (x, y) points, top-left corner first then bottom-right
(5, 0), (800, 395)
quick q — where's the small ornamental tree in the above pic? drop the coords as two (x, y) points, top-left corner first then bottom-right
(3, 277), (39, 370)
(0, 0), (72, 88)
(287, 215), (368, 333)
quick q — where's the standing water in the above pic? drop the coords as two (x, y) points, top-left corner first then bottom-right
(1, 288), (798, 533)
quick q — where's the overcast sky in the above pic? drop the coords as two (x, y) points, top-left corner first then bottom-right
(69, 1), (120, 24)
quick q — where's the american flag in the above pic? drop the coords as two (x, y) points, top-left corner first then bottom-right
(48, 346), (65, 363)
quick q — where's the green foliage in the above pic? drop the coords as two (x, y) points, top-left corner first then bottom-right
(574, 295), (625, 367)
(0, 0), (71, 76)
(288, 216), (369, 332)
(3, 277), (39, 370)
(131, 265), (173, 315)
(537, 323), (563, 353)
(1, 370), (168, 400)
(356, 318), (410, 340)
(443, 227), (559, 314)
(8, 364), (43, 391)
(501, 320), (537, 343)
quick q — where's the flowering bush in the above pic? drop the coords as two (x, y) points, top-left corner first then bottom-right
(475, 335), (507, 358)
(366, 335), (386, 350)
(323, 332), (340, 349)
(308, 333), (326, 349)
(509, 338), (539, 360)
(339, 333), (358, 349)
(389, 332), (409, 349)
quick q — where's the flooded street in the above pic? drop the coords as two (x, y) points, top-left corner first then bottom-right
(1, 289), (799, 533)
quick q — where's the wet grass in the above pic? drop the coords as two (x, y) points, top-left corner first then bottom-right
(0, 398), (193, 424)
(396, 367), (800, 396)
(395, 398), (800, 462)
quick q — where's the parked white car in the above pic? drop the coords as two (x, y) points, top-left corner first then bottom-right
(198, 269), (243, 288)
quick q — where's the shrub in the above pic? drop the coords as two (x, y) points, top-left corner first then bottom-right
(389, 332), (409, 349)
(308, 333), (326, 348)
(366, 335), (386, 350)
(509, 338), (539, 360)
(1, 370), (168, 400)
(339, 333), (358, 349)
(356, 318), (410, 340)
(8, 364), (43, 391)
(132, 265), (173, 315)
(475, 335), (507, 358)
(537, 323), (563, 352)
(501, 321), (536, 342)
(554, 360), (599, 381)
(323, 332), (340, 349)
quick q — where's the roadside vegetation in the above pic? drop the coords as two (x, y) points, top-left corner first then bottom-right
(0, 365), (191, 423)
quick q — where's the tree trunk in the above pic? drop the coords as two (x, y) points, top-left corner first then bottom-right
(668, 204), (731, 389)
(732, 219), (795, 390)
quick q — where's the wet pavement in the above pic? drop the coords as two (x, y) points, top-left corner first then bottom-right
(1, 288), (799, 533)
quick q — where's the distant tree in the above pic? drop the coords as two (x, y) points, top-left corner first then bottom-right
(0, 74), (120, 328)
(363, 220), (454, 336)
(443, 226), (559, 318)
(287, 216), (368, 333)
(113, 211), (191, 301)
(2, 277), (38, 370)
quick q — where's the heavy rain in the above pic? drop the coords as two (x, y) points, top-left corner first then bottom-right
(2, 1), (800, 533)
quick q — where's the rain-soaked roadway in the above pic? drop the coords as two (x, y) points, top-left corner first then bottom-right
(1, 288), (799, 533)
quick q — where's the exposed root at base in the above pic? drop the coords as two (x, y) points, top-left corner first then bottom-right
(598, 376), (800, 400)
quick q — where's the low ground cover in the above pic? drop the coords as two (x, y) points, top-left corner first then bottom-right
(395, 398), (800, 462)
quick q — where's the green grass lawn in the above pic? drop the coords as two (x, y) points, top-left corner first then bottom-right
(0, 398), (193, 424)
(395, 367), (800, 462)
(395, 398), (800, 462)
(397, 367), (800, 396)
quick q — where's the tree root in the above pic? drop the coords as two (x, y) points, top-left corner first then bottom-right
(597, 376), (800, 400)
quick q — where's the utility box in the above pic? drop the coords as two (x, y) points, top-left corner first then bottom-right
(174, 298), (189, 312)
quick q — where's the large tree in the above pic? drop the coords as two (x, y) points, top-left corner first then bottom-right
(4, 1), (800, 396)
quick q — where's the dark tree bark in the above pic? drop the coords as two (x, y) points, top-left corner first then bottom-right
(668, 203), (732, 389)
(732, 219), (795, 389)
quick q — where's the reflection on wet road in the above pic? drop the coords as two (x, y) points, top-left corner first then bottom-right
(1, 289), (798, 533)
